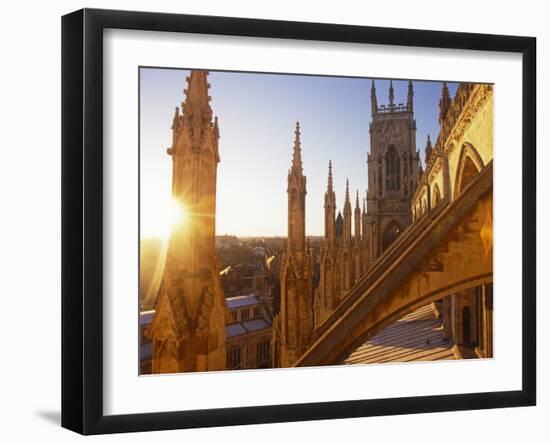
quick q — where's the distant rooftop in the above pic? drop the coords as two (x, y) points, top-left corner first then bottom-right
(226, 322), (247, 338)
(226, 317), (271, 338)
(226, 294), (262, 309)
(140, 310), (154, 327)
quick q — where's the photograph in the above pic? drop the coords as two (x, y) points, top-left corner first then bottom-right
(138, 68), (494, 375)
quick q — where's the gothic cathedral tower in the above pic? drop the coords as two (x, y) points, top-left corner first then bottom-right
(151, 71), (227, 373)
(279, 122), (313, 367)
(365, 80), (421, 266)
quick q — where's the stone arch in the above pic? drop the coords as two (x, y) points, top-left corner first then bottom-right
(382, 220), (401, 251)
(454, 143), (484, 198)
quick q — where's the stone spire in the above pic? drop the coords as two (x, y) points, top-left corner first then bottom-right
(280, 121), (313, 367)
(439, 82), (452, 125)
(371, 79), (378, 116)
(183, 70), (212, 114)
(361, 196), (369, 273)
(178, 70), (218, 160)
(287, 122), (307, 253)
(170, 69), (220, 190)
(152, 69), (225, 374)
(327, 160), (334, 192)
(324, 160), (336, 247)
(291, 121), (303, 175)
(171, 106), (181, 144)
(424, 134), (433, 163)
(354, 190), (361, 240)
(407, 80), (414, 111)
(171, 106), (180, 128)
(389, 80), (395, 111)
(213, 116), (219, 139)
(343, 179), (352, 246)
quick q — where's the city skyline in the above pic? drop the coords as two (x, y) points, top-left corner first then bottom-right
(140, 68), (457, 238)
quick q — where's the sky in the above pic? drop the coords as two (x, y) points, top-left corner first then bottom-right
(140, 68), (458, 238)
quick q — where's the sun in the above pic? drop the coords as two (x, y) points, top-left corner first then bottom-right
(167, 197), (188, 231)
(141, 195), (189, 240)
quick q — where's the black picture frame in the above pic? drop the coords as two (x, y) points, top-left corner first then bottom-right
(61, 8), (537, 435)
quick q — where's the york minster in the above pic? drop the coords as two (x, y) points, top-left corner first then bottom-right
(139, 68), (493, 374)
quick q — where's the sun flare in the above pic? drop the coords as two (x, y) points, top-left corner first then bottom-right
(141, 195), (189, 240)
(167, 197), (187, 231)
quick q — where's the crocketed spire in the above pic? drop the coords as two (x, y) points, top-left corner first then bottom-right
(407, 80), (414, 111)
(424, 134), (433, 163)
(327, 160), (333, 192)
(439, 81), (452, 125)
(389, 80), (395, 110)
(291, 121), (303, 175)
(371, 79), (378, 116)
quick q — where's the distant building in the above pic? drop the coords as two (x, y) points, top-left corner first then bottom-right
(365, 80), (422, 261)
(216, 235), (241, 249)
(220, 261), (273, 307)
(139, 310), (154, 374)
(225, 294), (273, 369)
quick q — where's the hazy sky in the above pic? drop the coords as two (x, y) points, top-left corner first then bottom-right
(140, 68), (457, 238)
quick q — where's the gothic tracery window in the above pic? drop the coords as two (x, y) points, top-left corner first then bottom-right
(256, 339), (271, 367)
(227, 346), (242, 369)
(385, 145), (401, 193)
(382, 220), (401, 251)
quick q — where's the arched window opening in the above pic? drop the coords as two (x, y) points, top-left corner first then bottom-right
(433, 183), (442, 207)
(459, 156), (479, 194)
(382, 221), (401, 251)
(454, 144), (484, 198)
(385, 145), (401, 193)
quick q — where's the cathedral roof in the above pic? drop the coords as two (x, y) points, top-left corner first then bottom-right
(343, 304), (456, 365)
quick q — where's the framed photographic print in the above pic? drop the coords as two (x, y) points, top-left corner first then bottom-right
(61, 8), (536, 435)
